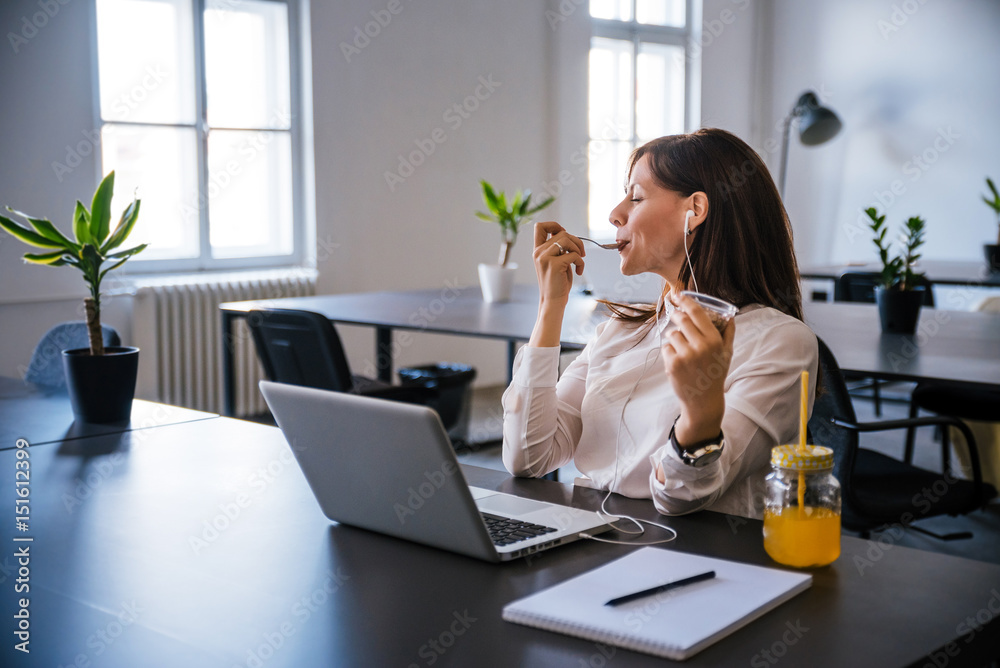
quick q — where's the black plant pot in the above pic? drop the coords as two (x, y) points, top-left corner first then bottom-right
(874, 286), (924, 335)
(985, 244), (1000, 273)
(62, 346), (140, 423)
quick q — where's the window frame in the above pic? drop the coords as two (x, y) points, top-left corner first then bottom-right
(89, 0), (307, 273)
(587, 0), (701, 238)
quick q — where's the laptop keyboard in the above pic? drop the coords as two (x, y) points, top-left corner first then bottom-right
(481, 512), (558, 547)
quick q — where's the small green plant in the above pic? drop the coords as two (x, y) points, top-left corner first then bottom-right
(983, 177), (1000, 245)
(864, 207), (926, 291)
(0, 171), (145, 356)
(475, 179), (554, 267)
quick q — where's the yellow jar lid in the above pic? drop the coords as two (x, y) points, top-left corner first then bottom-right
(771, 445), (834, 470)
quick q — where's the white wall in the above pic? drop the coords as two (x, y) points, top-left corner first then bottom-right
(766, 0), (1000, 269)
(0, 0), (132, 378)
(307, 0), (553, 385)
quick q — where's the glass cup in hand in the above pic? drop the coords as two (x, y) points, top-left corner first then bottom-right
(676, 291), (738, 334)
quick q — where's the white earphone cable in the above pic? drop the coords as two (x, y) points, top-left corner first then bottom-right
(684, 210), (699, 292)
(580, 298), (678, 546)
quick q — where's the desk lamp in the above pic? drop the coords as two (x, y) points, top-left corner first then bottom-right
(778, 91), (842, 196)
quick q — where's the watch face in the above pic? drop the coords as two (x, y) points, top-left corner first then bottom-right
(684, 443), (724, 468)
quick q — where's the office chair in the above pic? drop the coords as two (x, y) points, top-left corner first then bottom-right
(246, 309), (454, 428)
(904, 296), (1000, 477)
(833, 271), (934, 416)
(25, 322), (122, 388)
(808, 337), (996, 540)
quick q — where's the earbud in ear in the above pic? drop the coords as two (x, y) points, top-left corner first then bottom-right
(684, 210), (694, 236)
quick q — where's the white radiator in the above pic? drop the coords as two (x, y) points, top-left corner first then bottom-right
(132, 271), (317, 417)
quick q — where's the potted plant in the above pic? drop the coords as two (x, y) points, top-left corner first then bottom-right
(0, 171), (146, 422)
(983, 177), (1000, 273)
(475, 179), (554, 303)
(864, 206), (926, 334)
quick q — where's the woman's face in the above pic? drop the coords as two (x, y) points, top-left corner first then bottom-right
(609, 155), (691, 282)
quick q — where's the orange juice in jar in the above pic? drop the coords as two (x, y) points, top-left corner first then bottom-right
(763, 445), (841, 568)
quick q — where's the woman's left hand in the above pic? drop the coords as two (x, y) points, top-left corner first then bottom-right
(660, 293), (735, 448)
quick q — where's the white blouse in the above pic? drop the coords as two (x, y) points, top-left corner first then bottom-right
(501, 303), (819, 519)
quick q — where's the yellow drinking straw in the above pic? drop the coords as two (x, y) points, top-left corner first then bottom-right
(797, 370), (809, 516)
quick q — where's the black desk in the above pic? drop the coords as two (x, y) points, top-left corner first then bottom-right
(800, 260), (1000, 287)
(220, 287), (1000, 415)
(220, 285), (606, 416)
(0, 378), (217, 450)
(804, 302), (1000, 389)
(2, 416), (998, 667)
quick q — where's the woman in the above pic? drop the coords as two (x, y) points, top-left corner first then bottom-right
(501, 128), (818, 519)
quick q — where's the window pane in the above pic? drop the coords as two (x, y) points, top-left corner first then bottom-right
(207, 130), (293, 259)
(96, 0), (196, 125)
(204, 0), (291, 129)
(636, 43), (685, 142)
(636, 0), (686, 27)
(590, 0), (632, 21)
(102, 125), (200, 260)
(589, 38), (633, 141)
(588, 140), (632, 239)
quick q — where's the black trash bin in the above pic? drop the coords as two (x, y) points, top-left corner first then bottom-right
(398, 363), (477, 448)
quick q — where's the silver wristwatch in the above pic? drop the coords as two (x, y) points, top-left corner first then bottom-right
(669, 419), (724, 468)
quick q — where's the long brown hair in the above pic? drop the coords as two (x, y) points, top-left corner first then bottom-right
(601, 128), (803, 324)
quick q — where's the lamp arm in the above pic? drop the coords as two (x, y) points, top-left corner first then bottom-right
(778, 113), (794, 198)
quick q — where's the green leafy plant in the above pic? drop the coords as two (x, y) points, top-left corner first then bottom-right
(475, 179), (554, 267)
(864, 207), (926, 291)
(983, 177), (1000, 244)
(0, 171), (145, 356)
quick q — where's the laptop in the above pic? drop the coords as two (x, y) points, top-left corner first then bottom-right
(259, 380), (611, 562)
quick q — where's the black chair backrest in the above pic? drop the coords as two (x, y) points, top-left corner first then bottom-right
(25, 322), (122, 388)
(808, 338), (859, 494)
(247, 309), (355, 392)
(834, 271), (934, 307)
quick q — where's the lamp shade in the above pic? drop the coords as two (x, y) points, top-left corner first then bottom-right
(795, 91), (842, 145)
(777, 91), (843, 196)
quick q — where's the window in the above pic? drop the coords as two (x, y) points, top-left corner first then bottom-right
(587, 0), (699, 238)
(95, 0), (304, 271)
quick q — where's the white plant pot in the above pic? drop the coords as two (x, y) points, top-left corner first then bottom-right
(478, 263), (517, 303)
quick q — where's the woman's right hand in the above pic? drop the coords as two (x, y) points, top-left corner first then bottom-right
(532, 221), (585, 306)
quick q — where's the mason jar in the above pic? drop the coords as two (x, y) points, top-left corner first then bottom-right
(763, 445), (841, 568)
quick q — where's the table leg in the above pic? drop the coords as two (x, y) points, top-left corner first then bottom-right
(376, 327), (393, 383)
(222, 311), (238, 417)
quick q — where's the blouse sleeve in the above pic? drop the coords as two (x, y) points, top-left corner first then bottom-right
(647, 316), (818, 516)
(501, 326), (600, 477)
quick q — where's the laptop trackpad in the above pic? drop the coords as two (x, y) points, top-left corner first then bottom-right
(476, 493), (553, 517)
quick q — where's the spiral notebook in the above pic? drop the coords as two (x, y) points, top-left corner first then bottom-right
(502, 547), (812, 661)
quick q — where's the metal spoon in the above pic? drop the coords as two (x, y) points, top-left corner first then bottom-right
(578, 236), (621, 250)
